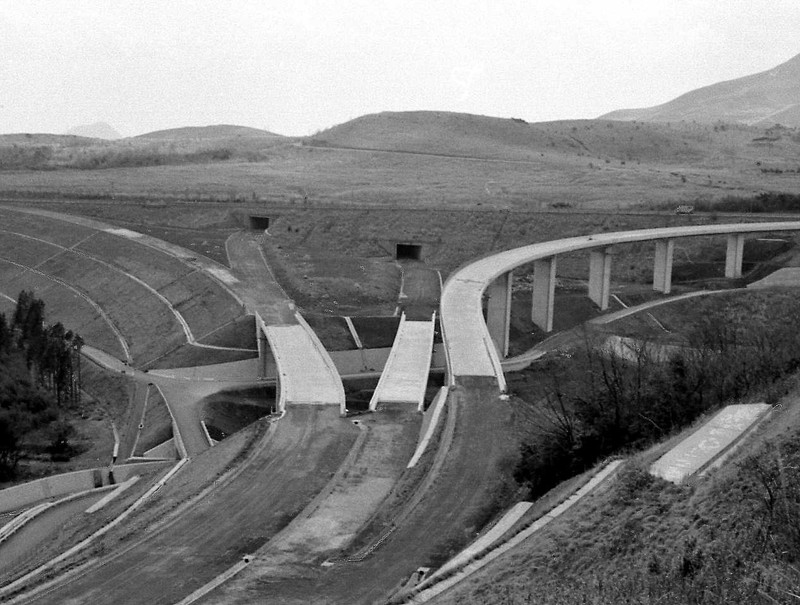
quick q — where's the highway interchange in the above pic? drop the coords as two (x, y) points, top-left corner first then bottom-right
(2, 207), (800, 603)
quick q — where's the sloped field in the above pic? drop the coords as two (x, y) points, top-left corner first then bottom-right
(37, 252), (184, 364)
(0, 259), (127, 359)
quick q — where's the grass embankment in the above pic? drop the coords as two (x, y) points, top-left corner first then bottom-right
(432, 394), (800, 605)
(200, 386), (274, 440)
(134, 386), (172, 456)
(461, 288), (800, 604)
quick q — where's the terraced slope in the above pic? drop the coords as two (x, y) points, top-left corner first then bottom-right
(0, 207), (248, 366)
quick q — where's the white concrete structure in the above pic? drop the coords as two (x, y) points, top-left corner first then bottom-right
(532, 257), (557, 332)
(650, 403), (770, 484)
(725, 233), (746, 278)
(485, 272), (513, 357)
(441, 222), (800, 390)
(261, 318), (346, 414)
(652, 239), (674, 293)
(588, 247), (613, 310)
(369, 313), (436, 411)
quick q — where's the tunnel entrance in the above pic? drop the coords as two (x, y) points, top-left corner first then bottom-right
(396, 243), (422, 260)
(249, 216), (271, 230)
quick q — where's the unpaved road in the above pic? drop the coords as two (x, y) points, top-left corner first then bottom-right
(18, 407), (358, 605)
(224, 231), (296, 325)
(205, 378), (515, 605)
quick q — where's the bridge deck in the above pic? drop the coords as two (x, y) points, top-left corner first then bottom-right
(369, 314), (435, 409)
(265, 324), (345, 407)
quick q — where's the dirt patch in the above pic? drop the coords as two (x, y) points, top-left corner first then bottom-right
(134, 386), (173, 456)
(200, 386), (275, 439)
(344, 376), (381, 412)
(3, 357), (137, 488)
(304, 314), (357, 351)
(350, 316), (401, 349)
(262, 239), (401, 316)
(397, 261), (440, 320)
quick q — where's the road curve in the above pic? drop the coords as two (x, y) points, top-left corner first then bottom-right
(19, 407), (358, 605)
(441, 221), (800, 388)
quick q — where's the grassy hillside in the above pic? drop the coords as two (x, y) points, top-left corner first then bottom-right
(431, 392), (800, 605)
(1, 112), (799, 210)
(135, 124), (283, 140)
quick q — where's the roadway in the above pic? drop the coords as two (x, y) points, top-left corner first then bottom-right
(226, 231), (345, 410)
(21, 407), (359, 605)
(441, 222), (800, 386)
(204, 378), (517, 605)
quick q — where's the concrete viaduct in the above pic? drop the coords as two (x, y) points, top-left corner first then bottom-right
(440, 222), (800, 393)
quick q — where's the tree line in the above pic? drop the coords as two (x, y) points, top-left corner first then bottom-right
(0, 291), (83, 480)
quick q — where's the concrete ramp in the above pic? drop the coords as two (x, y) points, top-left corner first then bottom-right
(651, 403), (770, 484)
(264, 323), (345, 412)
(369, 313), (435, 411)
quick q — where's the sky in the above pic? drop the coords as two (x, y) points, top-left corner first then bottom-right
(1, 0), (799, 137)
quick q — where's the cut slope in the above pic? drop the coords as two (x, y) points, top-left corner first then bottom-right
(601, 51), (800, 126)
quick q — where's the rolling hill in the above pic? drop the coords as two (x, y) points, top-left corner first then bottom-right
(601, 52), (800, 127)
(306, 110), (800, 165)
(66, 122), (122, 140)
(135, 124), (283, 140)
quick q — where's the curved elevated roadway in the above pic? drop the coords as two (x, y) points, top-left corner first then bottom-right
(441, 222), (800, 389)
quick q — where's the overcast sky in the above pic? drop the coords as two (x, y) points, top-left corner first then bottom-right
(1, 0), (799, 137)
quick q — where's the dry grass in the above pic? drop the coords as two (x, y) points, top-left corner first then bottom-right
(2, 115), (800, 213)
(134, 386), (173, 456)
(431, 391), (800, 605)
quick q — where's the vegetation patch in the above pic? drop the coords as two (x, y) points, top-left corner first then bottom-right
(0, 292), (88, 483)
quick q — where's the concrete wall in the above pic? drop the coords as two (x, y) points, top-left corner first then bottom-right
(0, 461), (171, 513)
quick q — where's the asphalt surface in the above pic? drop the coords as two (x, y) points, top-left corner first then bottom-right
(20, 407), (359, 605)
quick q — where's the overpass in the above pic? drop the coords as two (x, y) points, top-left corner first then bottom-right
(441, 222), (800, 391)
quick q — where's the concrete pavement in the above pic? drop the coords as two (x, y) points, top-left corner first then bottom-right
(369, 314), (436, 410)
(441, 222), (800, 390)
(650, 403), (771, 484)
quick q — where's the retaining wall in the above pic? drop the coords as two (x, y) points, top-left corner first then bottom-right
(0, 461), (171, 513)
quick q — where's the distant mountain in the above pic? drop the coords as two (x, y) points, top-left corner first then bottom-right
(601, 52), (800, 127)
(135, 125), (282, 140)
(65, 122), (121, 139)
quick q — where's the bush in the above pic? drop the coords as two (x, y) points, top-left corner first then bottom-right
(514, 300), (800, 500)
